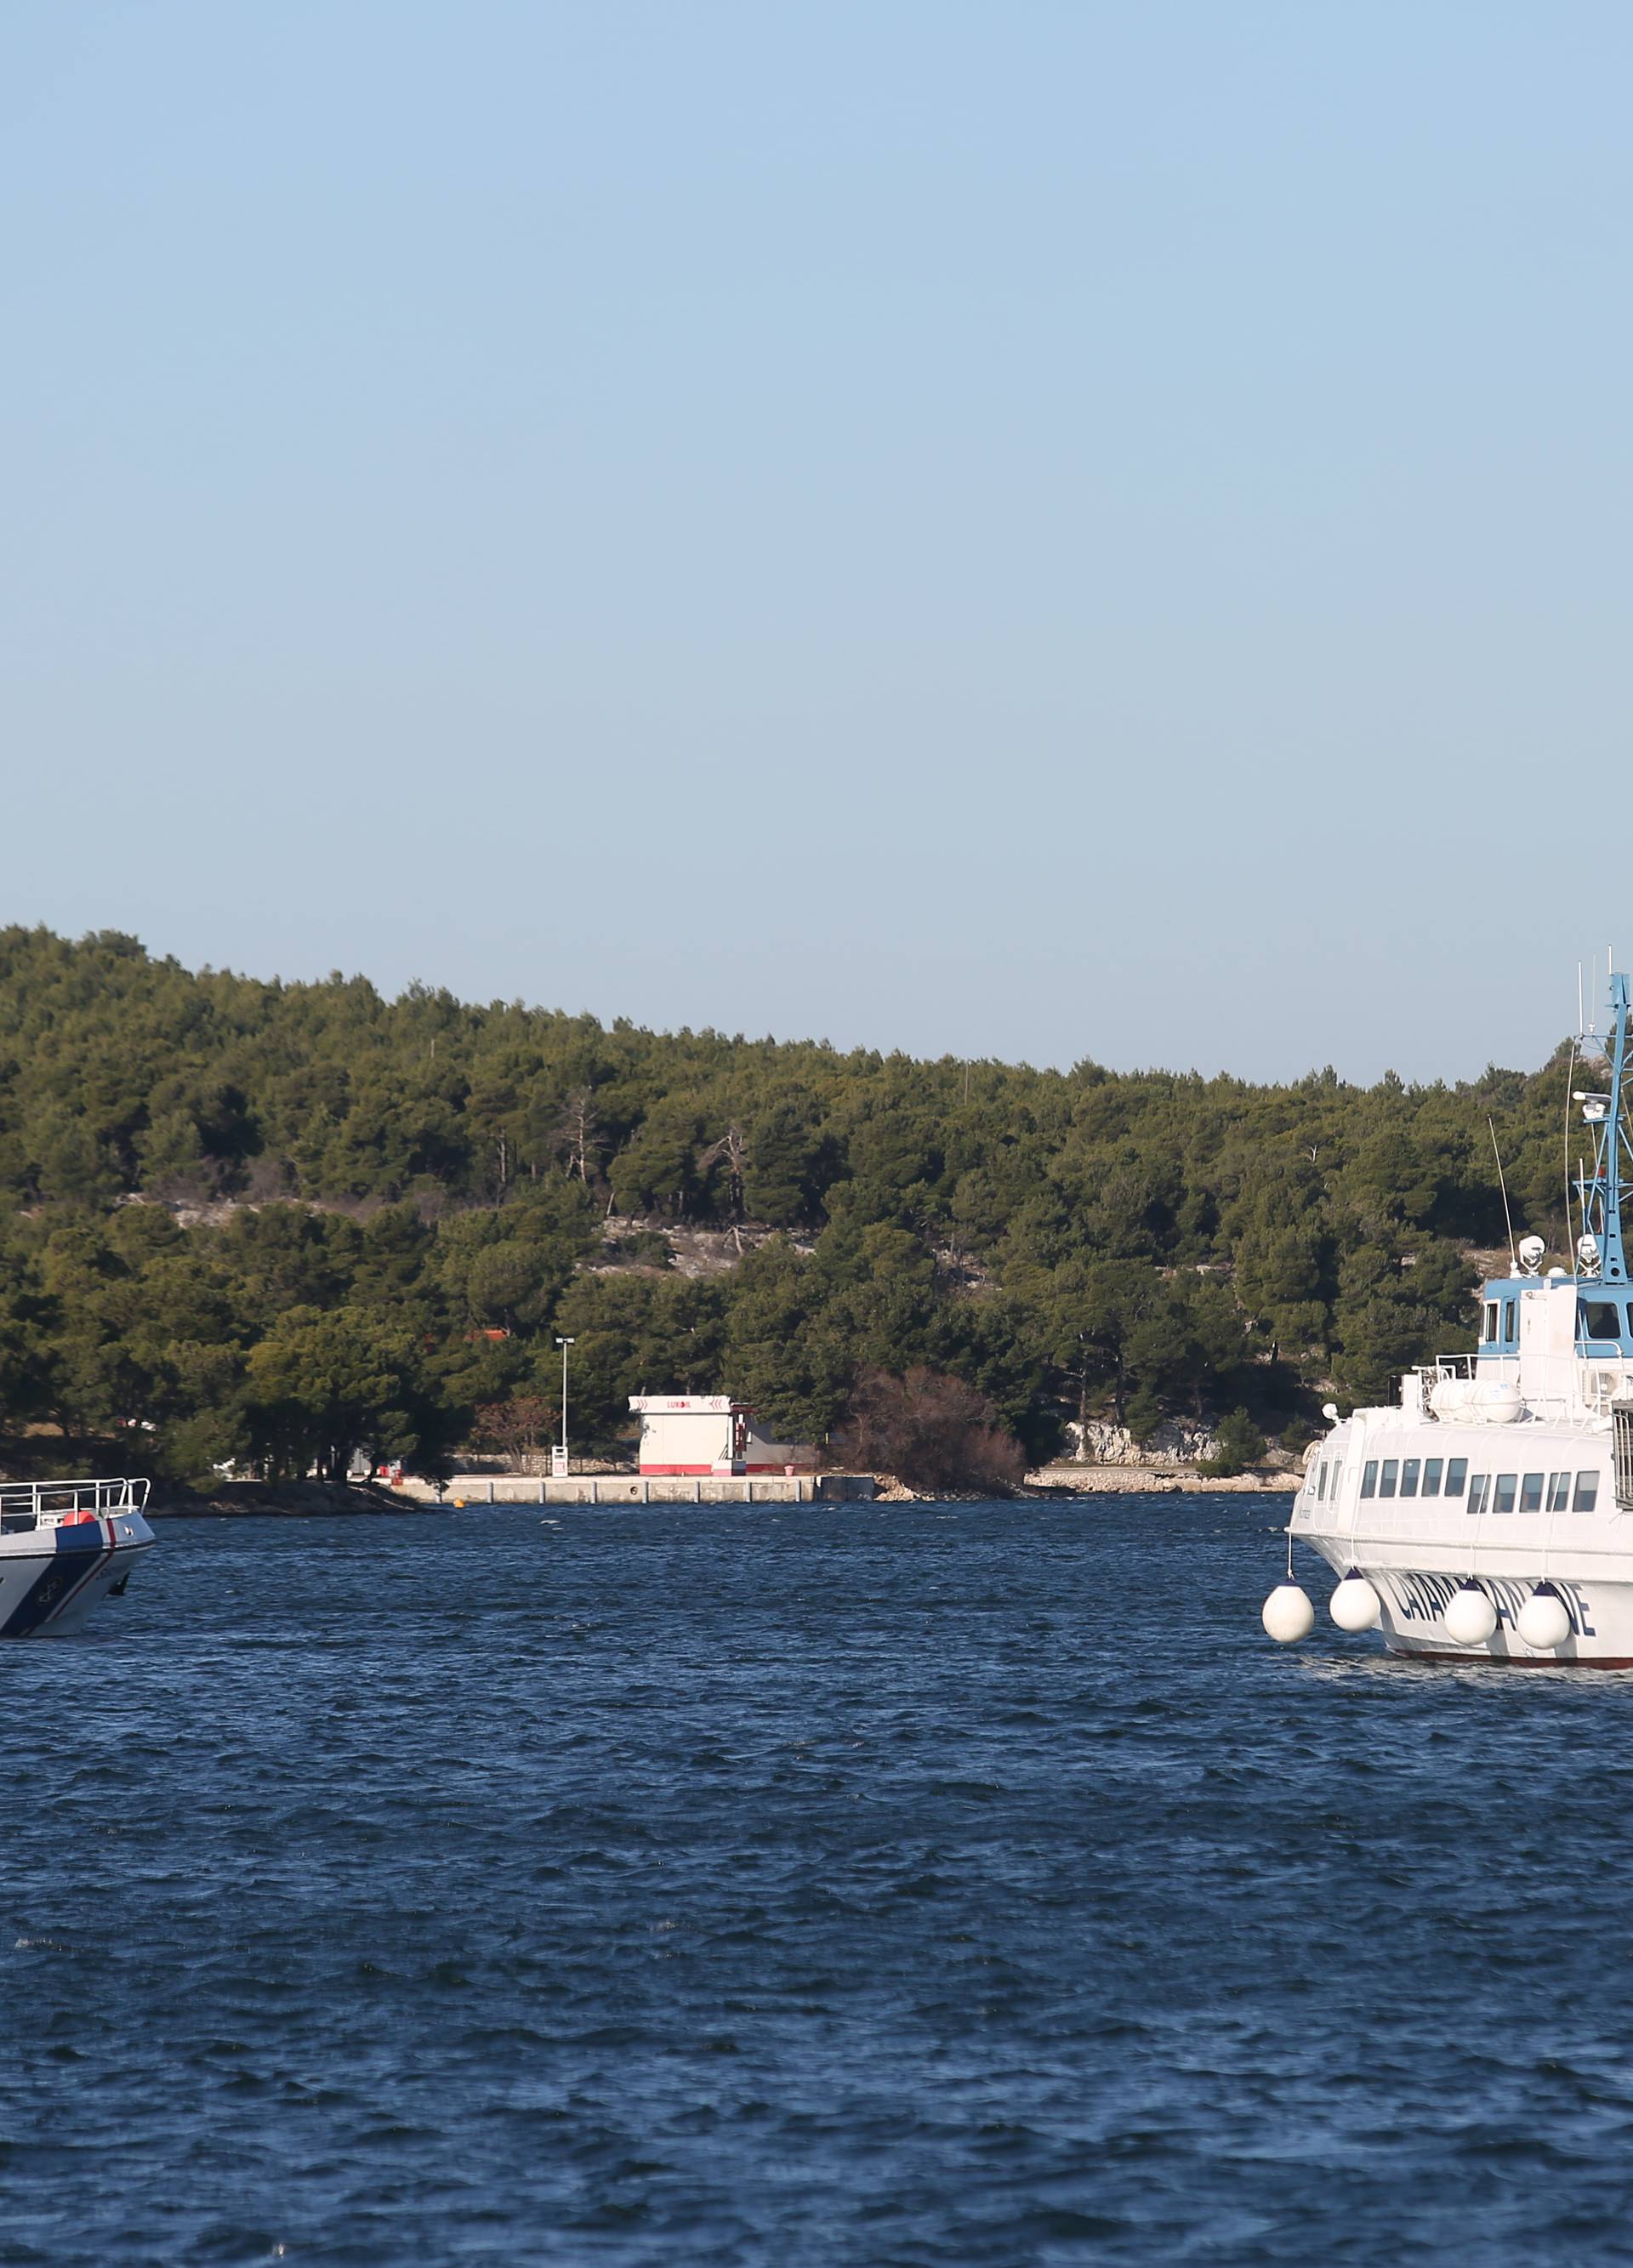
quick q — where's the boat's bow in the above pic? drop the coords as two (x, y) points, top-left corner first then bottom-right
(0, 1480), (155, 1637)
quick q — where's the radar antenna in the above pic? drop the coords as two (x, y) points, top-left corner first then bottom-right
(1488, 1117), (1518, 1273)
(1574, 971), (1632, 1284)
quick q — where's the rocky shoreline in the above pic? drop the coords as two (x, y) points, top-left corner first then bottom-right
(1024, 1465), (1298, 1495)
(137, 1466), (1299, 1515)
(145, 1479), (443, 1519)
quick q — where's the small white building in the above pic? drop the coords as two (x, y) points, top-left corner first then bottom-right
(629, 1395), (816, 1476)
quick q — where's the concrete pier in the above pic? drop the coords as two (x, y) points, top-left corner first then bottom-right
(400, 1473), (876, 1508)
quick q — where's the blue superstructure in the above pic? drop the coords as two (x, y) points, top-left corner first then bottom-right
(1474, 1280), (1526, 1358)
(1472, 969), (1633, 1361)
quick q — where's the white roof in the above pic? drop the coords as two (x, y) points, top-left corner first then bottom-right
(628, 1395), (736, 1413)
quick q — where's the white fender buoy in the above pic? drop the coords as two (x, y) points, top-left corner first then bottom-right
(1443, 1583), (1498, 1646)
(1516, 1584), (1572, 1652)
(1262, 1583), (1315, 1644)
(1329, 1572), (1381, 1633)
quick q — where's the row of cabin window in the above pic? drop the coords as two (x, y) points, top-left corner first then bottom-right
(1465, 1469), (1597, 1515)
(1358, 1458), (1599, 1513)
(1476, 1296), (1633, 1346)
(1358, 1457), (1467, 1499)
(1488, 1293), (1633, 1344)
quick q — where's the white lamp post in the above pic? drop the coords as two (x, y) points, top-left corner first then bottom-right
(553, 1337), (575, 1478)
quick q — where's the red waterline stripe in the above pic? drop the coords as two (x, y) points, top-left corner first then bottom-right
(1388, 1645), (1633, 1670)
(638, 1464), (809, 1476)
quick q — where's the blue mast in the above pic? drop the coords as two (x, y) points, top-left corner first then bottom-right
(1579, 973), (1632, 1285)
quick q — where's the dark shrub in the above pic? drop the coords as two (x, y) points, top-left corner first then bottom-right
(834, 1366), (1027, 1495)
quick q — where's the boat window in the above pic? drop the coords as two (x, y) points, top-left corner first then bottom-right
(1422, 1458), (1443, 1497)
(1505, 1299), (1518, 1341)
(1316, 1461), (1327, 1501)
(1332, 1460), (1342, 1498)
(1494, 1473), (1518, 1515)
(1467, 1474), (1489, 1514)
(1575, 1470), (1600, 1512)
(1482, 1302), (1499, 1343)
(1521, 1472), (1544, 1512)
(1360, 1461), (1378, 1499)
(1379, 1459), (1398, 1498)
(1548, 1471), (1571, 1511)
(1579, 1300), (1623, 1343)
(1445, 1458), (1467, 1497)
(1399, 1458), (1420, 1497)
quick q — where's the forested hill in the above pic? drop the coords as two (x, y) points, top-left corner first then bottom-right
(0, 924), (1579, 1485)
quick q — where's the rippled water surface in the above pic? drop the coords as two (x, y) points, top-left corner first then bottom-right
(8, 1497), (1633, 2264)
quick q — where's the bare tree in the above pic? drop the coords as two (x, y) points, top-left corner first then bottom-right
(553, 1088), (602, 1185)
(834, 1367), (1026, 1494)
(475, 1395), (555, 1474)
(697, 1121), (748, 1248)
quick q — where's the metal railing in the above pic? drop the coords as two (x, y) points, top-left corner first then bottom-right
(1614, 1405), (1633, 1510)
(0, 1477), (149, 1529)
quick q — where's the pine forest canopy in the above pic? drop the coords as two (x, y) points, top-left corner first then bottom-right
(0, 924), (1580, 1486)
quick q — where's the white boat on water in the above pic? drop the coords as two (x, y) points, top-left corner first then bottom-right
(0, 1478), (155, 1637)
(1266, 968), (1633, 1668)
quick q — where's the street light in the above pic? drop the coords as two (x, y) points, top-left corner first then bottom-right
(554, 1337), (576, 1477)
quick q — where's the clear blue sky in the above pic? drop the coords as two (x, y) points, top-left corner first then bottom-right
(6, 3), (1628, 1083)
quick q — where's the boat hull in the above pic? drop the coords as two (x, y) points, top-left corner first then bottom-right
(1375, 1565), (1633, 1667)
(0, 1511), (154, 1637)
(1300, 1531), (1633, 1667)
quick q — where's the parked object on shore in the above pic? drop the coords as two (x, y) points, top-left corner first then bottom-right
(628, 1394), (816, 1476)
(1265, 966), (1633, 1667)
(0, 1477), (155, 1636)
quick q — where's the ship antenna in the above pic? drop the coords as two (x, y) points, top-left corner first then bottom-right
(1564, 1029), (1580, 1264)
(1602, 971), (1630, 1283)
(1488, 1116), (1517, 1272)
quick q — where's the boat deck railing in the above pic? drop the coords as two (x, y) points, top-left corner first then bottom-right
(0, 1477), (149, 1532)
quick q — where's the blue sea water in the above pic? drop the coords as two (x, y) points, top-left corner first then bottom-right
(6, 1497), (1633, 2265)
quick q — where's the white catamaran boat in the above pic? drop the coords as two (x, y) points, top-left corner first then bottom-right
(0, 1478), (155, 1637)
(1265, 969), (1633, 1668)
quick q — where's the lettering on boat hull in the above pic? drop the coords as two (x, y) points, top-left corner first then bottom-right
(1380, 1568), (1596, 1639)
